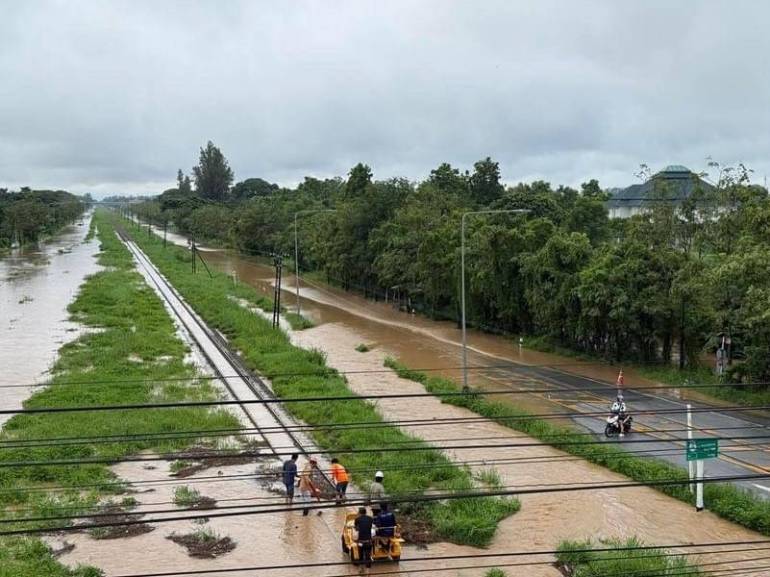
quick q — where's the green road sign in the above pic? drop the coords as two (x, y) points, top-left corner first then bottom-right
(686, 438), (719, 461)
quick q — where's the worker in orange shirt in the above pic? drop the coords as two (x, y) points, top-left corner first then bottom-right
(330, 457), (349, 504)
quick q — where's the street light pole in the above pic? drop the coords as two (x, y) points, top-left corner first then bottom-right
(294, 209), (336, 316)
(461, 209), (529, 391)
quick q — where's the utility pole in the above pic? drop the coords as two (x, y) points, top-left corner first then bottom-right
(163, 220), (167, 249)
(191, 237), (197, 274)
(293, 209), (336, 316)
(272, 255), (283, 329)
(460, 209), (529, 391)
(687, 403), (694, 493)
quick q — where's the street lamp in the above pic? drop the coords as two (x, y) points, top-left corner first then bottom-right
(294, 209), (337, 316)
(461, 209), (529, 391)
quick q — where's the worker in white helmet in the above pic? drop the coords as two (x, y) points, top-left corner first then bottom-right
(369, 470), (385, 515)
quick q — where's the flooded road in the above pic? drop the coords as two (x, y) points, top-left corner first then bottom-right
(0, 214), (99, 427)
(290, 322), (769, 577)
(197, 249), (770, 494)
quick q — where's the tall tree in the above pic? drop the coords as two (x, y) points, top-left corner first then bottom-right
(468, 157), (504, 206)
(177, 169), (193, 195)
(345, 163), (373, 198)
(192, 141), (233, 201)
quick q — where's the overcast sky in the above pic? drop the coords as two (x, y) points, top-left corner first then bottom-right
(2, 1), (769, 198)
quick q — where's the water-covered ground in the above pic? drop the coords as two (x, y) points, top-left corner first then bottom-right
(0, 215), (99, 427)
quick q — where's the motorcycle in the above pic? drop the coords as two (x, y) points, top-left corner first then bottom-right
(605, 413), (632, 437)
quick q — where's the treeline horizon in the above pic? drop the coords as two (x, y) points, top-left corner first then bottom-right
(129, 142), (770, 384)
(0, 188), (87, 247)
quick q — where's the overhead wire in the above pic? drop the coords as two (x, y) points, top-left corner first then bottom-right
(94, 538), (770, 577)
(3, 363), (768, 390)
(5, 392), (770, 418)
(0, 422), (770, 452)
(4, 433), (770, 469)
(4, 473), (770, 537)
(0, 444), (728, 498)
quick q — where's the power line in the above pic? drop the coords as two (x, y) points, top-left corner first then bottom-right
(4, 473), (770, 537)
(0, 445), (735, 498)
(3, 362), (763, 390)
(10, 466), (754, 520)
(0, 445), (719, 497)
(0, 421), (766, 452)
(5, 390), (770, 417)
(4, 434), (770, 470)
(89, 538), (770, 577)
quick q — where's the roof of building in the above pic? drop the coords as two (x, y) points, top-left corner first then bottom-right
(607, 165), (714, 209)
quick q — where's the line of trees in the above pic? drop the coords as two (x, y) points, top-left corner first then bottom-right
(0, 188), (85, 248)
(132, 143), (770, 383)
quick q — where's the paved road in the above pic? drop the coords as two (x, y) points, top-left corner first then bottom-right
(477, 361), (770, 497)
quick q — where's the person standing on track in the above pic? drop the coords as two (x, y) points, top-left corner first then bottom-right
(368, 470), (385, 516)
(298, 457), (319, 516)
(282, 453), (299, 505)
(330, 457), (349, 504)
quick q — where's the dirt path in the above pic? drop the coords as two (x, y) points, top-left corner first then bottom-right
(292, 322), (770, 577)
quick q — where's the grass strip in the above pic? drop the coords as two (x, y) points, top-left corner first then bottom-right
(383, 356), (770, 536)
(0, 216), (242, 573)
(120, 210), (519, 547)
(556, 537), (703, 577)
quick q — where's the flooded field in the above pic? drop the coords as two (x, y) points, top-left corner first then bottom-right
(0, 215), (99, 426)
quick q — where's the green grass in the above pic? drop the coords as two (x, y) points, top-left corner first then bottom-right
(284, 312), (314, 330)
(355, 343), (371, 353)
(173, 486), (202, 507)
(484, 570), (507, 577)
(556, 538), (702, 577)
(0, 215), (242, 573)
(122, 210), (519, 547)
(0, 537), (102, 577)
(383, 356), (770, 537)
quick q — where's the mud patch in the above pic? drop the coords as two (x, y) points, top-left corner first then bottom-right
(82, 504), (155, 540)
(167, 529), (236, 558)
(169, 446), (266, 478)
(398, 512), (434, 546)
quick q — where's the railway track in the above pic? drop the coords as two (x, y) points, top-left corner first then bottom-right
(116, 226), (326, 476)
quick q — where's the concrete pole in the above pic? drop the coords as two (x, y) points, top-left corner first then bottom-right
(687, 403), (695, 493)
(461, 213), (468, 391)
(696, 459), (704, 511)
(294, 212), (301, 316)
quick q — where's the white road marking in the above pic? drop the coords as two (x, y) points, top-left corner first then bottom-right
(751, 483), (770, 493)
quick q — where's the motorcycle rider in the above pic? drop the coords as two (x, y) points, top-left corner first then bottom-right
(610, 393), (631, 434)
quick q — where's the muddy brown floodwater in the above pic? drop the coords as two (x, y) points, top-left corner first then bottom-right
(0, 214), (99, 427)
(198, 248), (770, 576)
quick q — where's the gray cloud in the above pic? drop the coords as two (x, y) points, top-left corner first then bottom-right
(2, 0), (769, 197)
